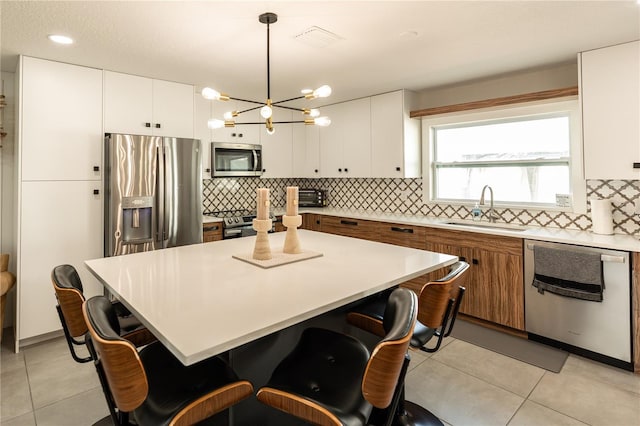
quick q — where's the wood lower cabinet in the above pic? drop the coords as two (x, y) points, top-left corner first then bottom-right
(274, 216), (286, 232)
(299, 213), (524, 330)
(301, 214), (322, 231)
(202, 222), (223, 242)
(425, 228), (524, 330)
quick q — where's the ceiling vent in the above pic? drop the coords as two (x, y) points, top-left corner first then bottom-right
(294, 26), (343, 48)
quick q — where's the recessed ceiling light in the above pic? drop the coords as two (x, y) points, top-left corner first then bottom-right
(48, 34), (74, 45)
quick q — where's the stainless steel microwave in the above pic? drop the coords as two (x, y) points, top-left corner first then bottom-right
(211, 142), (262, 177)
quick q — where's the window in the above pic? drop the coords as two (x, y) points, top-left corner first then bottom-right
(423, 100), (585, 212)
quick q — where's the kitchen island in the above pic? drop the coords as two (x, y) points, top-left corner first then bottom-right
(85, 229), (457, 366)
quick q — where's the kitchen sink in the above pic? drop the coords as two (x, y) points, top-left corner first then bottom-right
(443, 220), (528, 232)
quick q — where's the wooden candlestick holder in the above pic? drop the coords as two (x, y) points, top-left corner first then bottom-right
(252, 218), (273, 260)
(282, 214), (302, 254)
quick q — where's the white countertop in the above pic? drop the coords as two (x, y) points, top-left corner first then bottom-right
(287, 208), (640, 252)
(85, 230), (457, 365)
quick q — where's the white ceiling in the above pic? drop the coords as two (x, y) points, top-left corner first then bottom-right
(1, 1), (639, 106)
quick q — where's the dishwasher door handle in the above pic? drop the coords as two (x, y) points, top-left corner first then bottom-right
(526, 243), (626, 263)
(600, 254), (626, 263)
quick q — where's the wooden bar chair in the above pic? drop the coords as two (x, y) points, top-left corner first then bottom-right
(346, 261), (470, 426)
(256, 287), (418, 426)
(83, 295), (254, 426)
(51, 264), (154, 363)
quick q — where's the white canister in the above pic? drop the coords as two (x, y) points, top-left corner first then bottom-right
(590, 198), (614, 235)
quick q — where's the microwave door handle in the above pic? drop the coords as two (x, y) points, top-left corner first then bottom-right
(253, 150), (258, 172)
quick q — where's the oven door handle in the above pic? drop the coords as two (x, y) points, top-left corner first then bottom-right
(226, 229), (242, 237)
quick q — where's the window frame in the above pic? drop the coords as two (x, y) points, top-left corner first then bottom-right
(422, 99), (586, 213)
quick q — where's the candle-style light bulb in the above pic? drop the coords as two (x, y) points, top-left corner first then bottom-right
(260, 105), (273, 119)
(314, 116), (331, 127)
(207, 118), (225, 129)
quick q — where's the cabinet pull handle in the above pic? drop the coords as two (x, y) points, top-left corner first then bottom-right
(262, 169), (266, 172)
(459, 256), (466, 262)
(634, 163), (640, 169)
(314, 169), (318, 173)
(338, 168), (342, 172)
(472, 259), (479, 265)
(93, 166), (100, 172)
(93, 189), (100, 195)
(341, 220), (358, 226)
(145, 122), (151, 128)
(238, 133), (243, 138)
(396, 167), (401, 171)
(391, 226), (413, 234)
(203, 225), (219, 231)
(344, 168), (348, 172)
(155, 123), (161, 129)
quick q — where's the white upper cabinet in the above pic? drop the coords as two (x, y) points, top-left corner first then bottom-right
(581, 41), (640, 180)
(371, 90), (421, 178)
(320, 97), (371, 178)
(21, 57), (103, 181)
(293, 125), (321, 178)
(194, 95), (213, 178)
(260, 109), (293, 178)
(104, 71), (194, 138)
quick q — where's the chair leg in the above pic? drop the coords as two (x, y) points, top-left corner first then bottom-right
(443, 286), (465, 338)
(86, 335), (123, 425)
(419, 299), (454, 354)
(367, 353), (444, 426)
(56, 305), (92, 363)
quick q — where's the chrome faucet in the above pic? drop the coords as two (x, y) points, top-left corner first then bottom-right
(479, 185), (498, 223)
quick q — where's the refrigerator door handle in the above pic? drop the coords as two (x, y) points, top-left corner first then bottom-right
(156, 145), (165, 245)
(162, 140), (174, 248)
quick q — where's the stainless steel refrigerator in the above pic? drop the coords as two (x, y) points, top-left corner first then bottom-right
(104, 133), (203, 256)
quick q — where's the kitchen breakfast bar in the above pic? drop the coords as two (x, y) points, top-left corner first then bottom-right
(84, 230), (457, 424)
(84, 229), (457, 365)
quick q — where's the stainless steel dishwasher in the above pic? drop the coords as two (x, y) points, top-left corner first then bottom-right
(524, 239), (632, 370)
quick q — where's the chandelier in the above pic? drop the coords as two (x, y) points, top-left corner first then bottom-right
(202, 12), (332, 135)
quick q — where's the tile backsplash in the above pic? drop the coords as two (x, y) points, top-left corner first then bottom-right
(203, 178), (640, 236)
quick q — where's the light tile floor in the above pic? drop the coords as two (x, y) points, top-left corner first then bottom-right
(1, 328), (639, 426)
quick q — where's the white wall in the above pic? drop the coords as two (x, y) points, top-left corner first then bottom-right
(1, 71), (17, 329)
(415, 62), (578, 108)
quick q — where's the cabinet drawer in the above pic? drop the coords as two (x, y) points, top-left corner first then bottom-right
(319, 216), (379, 241)
(426, 227), (522, 256)
(202, 223), (222, 242)
(377, 223), (427, 249)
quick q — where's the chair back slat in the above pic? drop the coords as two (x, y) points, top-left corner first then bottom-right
(418, 261), (470, 328)
(52, 265), (87, 337)
(83, 296), (148, 412)
(362, 288), (417, 409)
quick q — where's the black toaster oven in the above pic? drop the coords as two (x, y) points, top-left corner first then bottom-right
(298, 189), (327, 207)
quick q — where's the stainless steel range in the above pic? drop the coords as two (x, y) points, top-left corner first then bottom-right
(204, 209), (275, 239)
